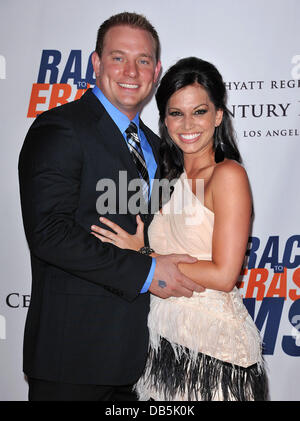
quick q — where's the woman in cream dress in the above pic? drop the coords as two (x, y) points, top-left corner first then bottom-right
(91, 57), (268, 401)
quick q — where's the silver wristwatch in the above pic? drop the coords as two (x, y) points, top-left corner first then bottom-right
(138, 246), (155, 255)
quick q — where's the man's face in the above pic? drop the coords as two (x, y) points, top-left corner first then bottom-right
(92, 25), (161, 120)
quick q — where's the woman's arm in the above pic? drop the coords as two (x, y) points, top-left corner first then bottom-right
(178, 161), (252, 292)
(91, 216), (204, 298)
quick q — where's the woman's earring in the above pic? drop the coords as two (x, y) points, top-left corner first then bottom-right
(214, 125), (225, 163)
(215, 142), (225, 163)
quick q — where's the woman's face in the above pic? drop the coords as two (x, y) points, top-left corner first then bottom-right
(165, 83), (223, 156)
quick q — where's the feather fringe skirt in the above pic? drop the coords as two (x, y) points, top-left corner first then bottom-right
(135, 337), (269, 401)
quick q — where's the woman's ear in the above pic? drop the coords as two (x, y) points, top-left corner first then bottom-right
(215, 109), (223, 127)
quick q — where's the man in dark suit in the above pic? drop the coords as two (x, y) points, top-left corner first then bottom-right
(18, 12), (203, 401)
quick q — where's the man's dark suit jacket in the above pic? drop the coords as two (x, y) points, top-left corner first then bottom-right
(18, 88), (161, 385)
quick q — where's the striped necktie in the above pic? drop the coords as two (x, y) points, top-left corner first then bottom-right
(125, 122), (150, 202)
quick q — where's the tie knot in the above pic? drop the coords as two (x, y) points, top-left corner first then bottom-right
(125, 122), (138, 136)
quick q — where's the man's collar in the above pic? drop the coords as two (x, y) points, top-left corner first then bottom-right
(92, 85), (140, 134)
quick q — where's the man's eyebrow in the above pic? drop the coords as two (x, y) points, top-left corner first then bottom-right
(139, 53), (154, 58)
(109, 50), (154, 59)
(109, 50), (125, 55)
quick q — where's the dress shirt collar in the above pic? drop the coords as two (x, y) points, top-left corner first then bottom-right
(92, 85), (140, 135)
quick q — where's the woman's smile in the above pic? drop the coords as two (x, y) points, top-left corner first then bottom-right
(179, 132), (202, 143)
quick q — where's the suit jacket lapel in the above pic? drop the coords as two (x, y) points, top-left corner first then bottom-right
(81, 89), (139, 181)
(96, 112), (139, 181)
(139, 120), (162, 215)
(139, 120), (161, 180)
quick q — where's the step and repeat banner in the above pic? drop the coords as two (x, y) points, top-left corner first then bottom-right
(0, 0), (299, 400)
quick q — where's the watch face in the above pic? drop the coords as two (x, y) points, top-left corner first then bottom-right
(139, 247), (154, 255)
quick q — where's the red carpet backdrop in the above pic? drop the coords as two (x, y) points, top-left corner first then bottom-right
(0, 0), (299, 400)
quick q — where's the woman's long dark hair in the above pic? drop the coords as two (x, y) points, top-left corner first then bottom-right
(155, 57), (241, 181)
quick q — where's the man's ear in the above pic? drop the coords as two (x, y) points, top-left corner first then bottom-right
(92, 51), (101, 78)
(154, 60), (162, 83)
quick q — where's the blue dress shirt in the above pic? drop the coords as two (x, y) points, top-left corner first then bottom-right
(92, 85), (156, 293)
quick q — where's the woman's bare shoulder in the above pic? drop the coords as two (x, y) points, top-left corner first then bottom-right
(210, 159), (250, 200)
(212, 159), (248, 182)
